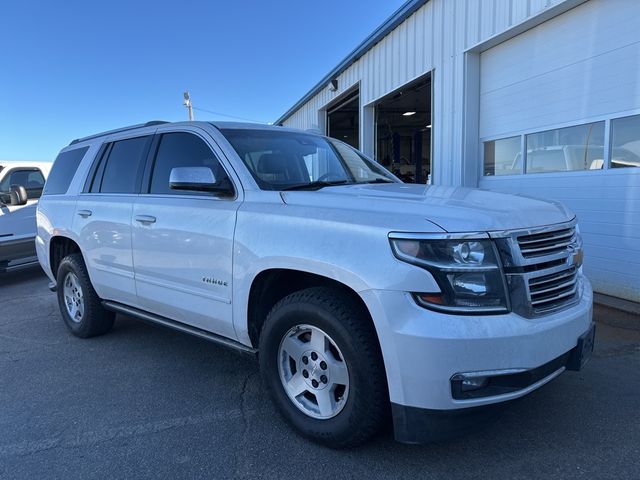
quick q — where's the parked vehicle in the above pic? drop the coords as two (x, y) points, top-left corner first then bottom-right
(0, 161), (51, 272)
(36, 121), (595, 447)
(496, 145), (640, 174)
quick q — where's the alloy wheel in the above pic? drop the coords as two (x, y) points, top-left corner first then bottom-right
(277, 324), (350, 419)
(63, 272), (84, 323)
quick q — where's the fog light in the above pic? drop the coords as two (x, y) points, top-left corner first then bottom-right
(461, 376), (489, 392)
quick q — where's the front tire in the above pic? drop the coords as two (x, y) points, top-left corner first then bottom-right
(259, 287), (388, 448)
(56, 253), (114, 338)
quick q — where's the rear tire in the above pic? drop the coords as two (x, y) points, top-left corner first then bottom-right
(259, 287), (388, 448)
(56, 253), (114, 338)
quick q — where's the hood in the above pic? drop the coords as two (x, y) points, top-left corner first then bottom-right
(280, 184), (574, 233)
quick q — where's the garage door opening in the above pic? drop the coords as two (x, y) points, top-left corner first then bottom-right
(375, 75), (431, 183)
(327, 90), (359, 149)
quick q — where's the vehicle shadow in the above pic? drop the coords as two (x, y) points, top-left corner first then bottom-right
(0, 264), (45, 284)
(0, 265), (48, 299)
(103, 309), (635, 479)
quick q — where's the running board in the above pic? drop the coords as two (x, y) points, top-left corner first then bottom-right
(102, 300), (257, 356)
(0, 260), (40, 274)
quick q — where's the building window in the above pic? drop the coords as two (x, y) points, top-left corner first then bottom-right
(482, 116), (640, 175)
(483, 136), (521, 176)
(525, 122), (605, 173)
(610, 114), (640, 169)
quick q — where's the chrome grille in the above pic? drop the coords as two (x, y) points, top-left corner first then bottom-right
(528, 265), (578, 313)
(517, 227), (576, 258)
(492, 220), (583, 318)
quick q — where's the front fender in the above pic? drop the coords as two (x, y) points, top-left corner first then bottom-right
(231, 256), (370, 346)
(230, 204), (440, 346)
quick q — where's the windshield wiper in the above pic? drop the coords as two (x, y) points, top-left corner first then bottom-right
(362, 178), (395, 184)
(281, 180), (350, 191)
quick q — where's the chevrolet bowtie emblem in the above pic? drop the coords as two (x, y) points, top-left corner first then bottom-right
(567, 246), (584, 268)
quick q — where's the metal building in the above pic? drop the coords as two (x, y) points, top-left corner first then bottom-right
(275, 0), (640, 303)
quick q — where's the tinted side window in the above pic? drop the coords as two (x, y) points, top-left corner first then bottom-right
(88, 144), (110, 193)
(0, 168), (46, 199)
(149, 133), (231, 195)
(99, 136), (150, 194)
(44, 147), (89, 195)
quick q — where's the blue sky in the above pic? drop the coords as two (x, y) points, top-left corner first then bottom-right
(0, 0), (406, 160)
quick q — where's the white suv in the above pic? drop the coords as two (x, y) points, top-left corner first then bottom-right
(37, 121), (595, 447)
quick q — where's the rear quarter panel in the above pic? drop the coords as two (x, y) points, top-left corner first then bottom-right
(36, 196), (82, 281)
(36, 141), (102, 280)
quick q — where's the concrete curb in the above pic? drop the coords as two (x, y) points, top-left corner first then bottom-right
(594, 293), (640, 316)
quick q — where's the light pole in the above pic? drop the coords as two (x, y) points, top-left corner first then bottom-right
(183, 91), (194, 121)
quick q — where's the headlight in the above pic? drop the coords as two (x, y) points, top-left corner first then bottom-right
(574, 224), (584, 273)
(390, 234), (509, 314)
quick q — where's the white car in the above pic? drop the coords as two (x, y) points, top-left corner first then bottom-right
(0, 161), (51, 272)
(36, 121), (594, 447)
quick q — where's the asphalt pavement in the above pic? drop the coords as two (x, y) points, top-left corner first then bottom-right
(1, 267), (639, 479)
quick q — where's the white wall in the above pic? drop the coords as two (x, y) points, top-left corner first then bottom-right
(482, 170), (640, 302)
(479, 0), (640, 139)
(478, 0), (640, 302)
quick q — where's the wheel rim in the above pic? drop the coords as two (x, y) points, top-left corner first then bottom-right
(277, 324), (350, 419)
(63, 272), (84, 323)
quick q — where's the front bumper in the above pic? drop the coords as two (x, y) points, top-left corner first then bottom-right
(360, 277), (593, 439)
(391, 324), (594, 443)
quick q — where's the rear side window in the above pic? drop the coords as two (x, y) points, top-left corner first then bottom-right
(44, 147), (89, 195)
(149, 132), (231, 195)
(0, 168), (46, 199)
(93, 136), (151, 194)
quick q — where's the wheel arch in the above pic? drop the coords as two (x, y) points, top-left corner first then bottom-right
(245, 268), (377, 351)
(49, 235), (83, 278)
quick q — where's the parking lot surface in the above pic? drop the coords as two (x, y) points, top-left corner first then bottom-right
(1, 267), (639, 479)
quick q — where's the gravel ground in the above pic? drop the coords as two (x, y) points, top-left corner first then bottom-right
(1, 267), (639, 479)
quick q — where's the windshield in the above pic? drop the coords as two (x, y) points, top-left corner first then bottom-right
(0, 167), (6, 205)
(220, 128), (397, 190)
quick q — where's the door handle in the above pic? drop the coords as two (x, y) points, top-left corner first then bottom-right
(135, 215), (157, 224)
(77, 209), (92, 218)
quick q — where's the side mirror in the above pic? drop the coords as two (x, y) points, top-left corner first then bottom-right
(9, 185), (28, 206)
(169, 166), (221, 193)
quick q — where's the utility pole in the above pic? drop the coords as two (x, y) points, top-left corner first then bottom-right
(183, 91), (194, 121)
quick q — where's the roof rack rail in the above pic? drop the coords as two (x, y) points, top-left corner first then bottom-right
(69, 120), (170, 145)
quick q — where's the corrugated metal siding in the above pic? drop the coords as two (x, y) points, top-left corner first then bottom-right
(282, 0), (569, 186)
